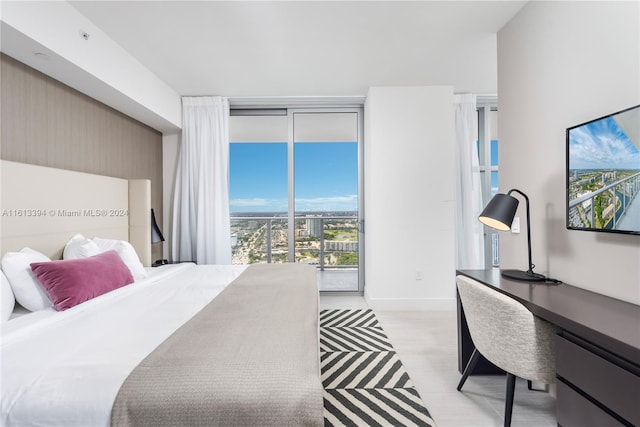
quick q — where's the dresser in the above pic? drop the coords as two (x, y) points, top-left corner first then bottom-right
(456, 269), (640, 427)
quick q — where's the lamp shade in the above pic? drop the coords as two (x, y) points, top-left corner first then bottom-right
(478, 193), (519, 231)
(151, 208), (165, 243)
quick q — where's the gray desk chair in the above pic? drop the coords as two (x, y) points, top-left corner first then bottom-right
(455, 275), (556, 427)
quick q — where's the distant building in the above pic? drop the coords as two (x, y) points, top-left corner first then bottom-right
(602, 171), (617, 183)
(307, 218), (322, 237)
(325, 241), (358, 252)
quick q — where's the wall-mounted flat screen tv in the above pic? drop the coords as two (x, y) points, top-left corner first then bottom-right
(567, 105), (640, 235)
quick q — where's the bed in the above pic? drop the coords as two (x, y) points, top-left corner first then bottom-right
(0, 161), (324, 426)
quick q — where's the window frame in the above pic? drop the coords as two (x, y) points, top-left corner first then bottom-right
(477, 99), (499, 268)
(229, 106), (365, 293)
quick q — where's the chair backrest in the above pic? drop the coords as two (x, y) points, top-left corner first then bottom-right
(456, 275), (556, 383)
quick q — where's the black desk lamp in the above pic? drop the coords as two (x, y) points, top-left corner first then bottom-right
(151, 208), (165, 244)
(478, 189), (547, 282)
(151, 209), (168, 266)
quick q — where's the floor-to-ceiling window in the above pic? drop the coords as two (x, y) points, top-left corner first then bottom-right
(229, 107), (364, 292)
(477, 101), (499, 268)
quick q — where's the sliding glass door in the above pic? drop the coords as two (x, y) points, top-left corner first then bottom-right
(229, 108), (363, 292)
(292, 111), (361, 291)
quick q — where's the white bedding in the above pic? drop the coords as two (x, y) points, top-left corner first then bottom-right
(0, 263), (248, 427)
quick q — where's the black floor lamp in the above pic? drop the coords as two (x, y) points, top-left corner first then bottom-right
(478, 189), (549, 282)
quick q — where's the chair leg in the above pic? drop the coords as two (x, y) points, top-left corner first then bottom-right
(457, 348), (481, 391)
(504, 373), (516, 427)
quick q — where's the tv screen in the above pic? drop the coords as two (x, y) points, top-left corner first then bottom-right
(567, 105), (640, 235)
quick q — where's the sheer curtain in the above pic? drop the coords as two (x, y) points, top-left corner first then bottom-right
(172, 96), (232, 264)
(454, 94), (485, 269)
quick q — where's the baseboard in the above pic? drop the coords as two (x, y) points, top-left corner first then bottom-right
(363, 294), (455, 311)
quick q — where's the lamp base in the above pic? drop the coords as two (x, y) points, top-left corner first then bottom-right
(501, 269), (547, 282)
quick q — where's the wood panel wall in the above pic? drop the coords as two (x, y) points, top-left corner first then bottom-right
(0, 53), (164, 260)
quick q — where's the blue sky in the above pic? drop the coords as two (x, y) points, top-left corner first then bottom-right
(229, 142), (358, 213)
(569, 116), (640, 170)
(477, 140), (499, 195)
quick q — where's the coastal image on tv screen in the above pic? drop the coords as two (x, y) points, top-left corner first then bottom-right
(567, 105), (640, 234)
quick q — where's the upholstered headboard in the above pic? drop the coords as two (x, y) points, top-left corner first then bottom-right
(1, 160), (151, 266)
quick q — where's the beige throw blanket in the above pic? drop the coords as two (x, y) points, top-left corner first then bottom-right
(111, 263), (323, 426)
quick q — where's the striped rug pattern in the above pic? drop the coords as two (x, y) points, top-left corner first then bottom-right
(320, 309), (436, 427)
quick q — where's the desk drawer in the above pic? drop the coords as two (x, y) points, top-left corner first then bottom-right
(556, 335), (640, 425)
(556, 381), (625, 427)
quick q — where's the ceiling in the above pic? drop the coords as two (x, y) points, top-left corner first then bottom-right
(68, 1), (527, 98)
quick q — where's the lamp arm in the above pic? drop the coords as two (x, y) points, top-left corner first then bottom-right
(507, 189), (535, 274)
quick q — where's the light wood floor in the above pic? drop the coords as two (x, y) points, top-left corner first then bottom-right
(319, 295), (557, 427)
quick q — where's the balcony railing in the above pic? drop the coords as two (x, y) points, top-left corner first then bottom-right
(230, 215), (359, 270)
(569, 172), (640, 229)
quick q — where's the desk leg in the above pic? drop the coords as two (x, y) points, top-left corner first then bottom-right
(457, 289), (504, 375)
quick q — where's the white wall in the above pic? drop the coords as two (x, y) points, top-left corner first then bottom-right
(364, 86), (455, 310)
(0, 1), (181, 133)
(498, 1), (640, 304)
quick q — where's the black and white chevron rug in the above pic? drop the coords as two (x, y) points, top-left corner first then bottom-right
(320, 309), (436, 427)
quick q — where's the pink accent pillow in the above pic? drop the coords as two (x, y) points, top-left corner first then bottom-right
(30, 250), (134, 311)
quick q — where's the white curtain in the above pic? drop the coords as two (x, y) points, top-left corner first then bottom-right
(454, 94), (485, 269)
(172, 96), (232, 264)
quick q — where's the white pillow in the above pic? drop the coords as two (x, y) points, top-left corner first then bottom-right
(92, 238), (147, 281)
(63, 233), (101, 259)
(1, 248), (53, 311)
(1, 270), (16, 322)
